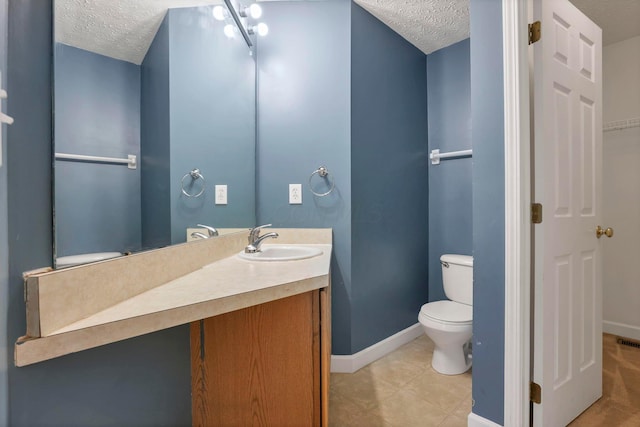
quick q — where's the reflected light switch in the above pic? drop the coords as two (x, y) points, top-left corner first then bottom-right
(215, 185), (228, 205)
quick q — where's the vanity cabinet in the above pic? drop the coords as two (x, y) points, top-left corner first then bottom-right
(190, 287), (331, 426)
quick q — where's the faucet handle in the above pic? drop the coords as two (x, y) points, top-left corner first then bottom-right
(253, 223), (273, 230)
(197, 224), (219, 237)
(249, 224), (272, 240)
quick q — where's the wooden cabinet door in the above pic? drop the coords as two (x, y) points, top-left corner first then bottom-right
(191, 291), (320, 426)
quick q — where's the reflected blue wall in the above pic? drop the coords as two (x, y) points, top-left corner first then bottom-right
(56, 6), (258, 255)
(141, 16), (171, 249)
(54, 43), (142, 257)
(351, 2), (429, 353)
(427, 39), (472, 302)
(141, 7), (257, 247)
(168, 7), (256, 242)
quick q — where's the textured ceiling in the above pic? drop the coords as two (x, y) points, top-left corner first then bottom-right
(55, 0), (640, 66)
(360, 0), (640, 54)
(569, 0), (640, 46)
(55, 0), (221, 65)
(354, 0), (469, 54)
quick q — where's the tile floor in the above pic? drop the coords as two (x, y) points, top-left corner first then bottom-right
(329, 335), (472, 427)
(330, 333), (640, 426)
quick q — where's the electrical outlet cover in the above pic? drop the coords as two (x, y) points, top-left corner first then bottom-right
(289, 184), (302, 204)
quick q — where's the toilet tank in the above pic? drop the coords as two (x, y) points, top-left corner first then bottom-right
(441, 254), (473, 306)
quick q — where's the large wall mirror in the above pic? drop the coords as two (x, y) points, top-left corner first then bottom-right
(53, 0), (257, 268)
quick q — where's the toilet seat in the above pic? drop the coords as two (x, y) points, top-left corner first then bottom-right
(420, 301), (472, 324)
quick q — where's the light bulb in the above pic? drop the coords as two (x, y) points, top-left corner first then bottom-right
(248, 3), (262, 19)
(212, 6), (226, 21)
(239, 3), (262, 19)
(224, 24), (236, 38)
(256, 22), (268, 36)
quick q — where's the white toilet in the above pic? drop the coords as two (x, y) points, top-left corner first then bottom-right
(418, 254), (473, 375)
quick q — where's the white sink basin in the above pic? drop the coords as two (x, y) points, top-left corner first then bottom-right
(238, 245), (323, 262)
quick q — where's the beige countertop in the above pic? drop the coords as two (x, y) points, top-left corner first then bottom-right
(15, 228), (332, 367)
(52, 244), (332, 335)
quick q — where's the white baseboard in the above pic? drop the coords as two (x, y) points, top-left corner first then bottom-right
(467, 412), (503, 427)
(603, 320), (640, 341)
(330, 323), (424, 373)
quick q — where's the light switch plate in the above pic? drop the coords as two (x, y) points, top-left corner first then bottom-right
(289, 184), (302, 204)
(215, 185), (228, 205)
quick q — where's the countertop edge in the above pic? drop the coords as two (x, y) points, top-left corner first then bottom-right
(15, 274), (329, 367)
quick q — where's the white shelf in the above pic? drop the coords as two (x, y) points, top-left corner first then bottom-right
(604, 117), (640, 132)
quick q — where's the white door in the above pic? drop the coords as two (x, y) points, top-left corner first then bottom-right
(532, 0), (603, 425)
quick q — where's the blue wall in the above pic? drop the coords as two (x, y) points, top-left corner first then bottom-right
(350, 2), (429, 353)
(0, 0), (8, 421)
(168, 6), (256, 243)
(141, 15), (171, 249)
(470, 0), (505, 423)
(255, 0), (353, 353)
(427, 39), (473, 302)
(141, 7), (256, 248)
(54, 43), (142, 257)
(257, 1), (429, 355)
(7, 2), (192, 426)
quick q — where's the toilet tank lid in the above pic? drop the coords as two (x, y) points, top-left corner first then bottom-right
(441, 254), (473, 267)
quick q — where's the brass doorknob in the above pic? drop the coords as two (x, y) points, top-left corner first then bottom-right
(596, 226), (614, 238)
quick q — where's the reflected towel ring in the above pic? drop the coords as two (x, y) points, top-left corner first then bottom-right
(308, 166), (335, 197)
(181, 169), (206, 198)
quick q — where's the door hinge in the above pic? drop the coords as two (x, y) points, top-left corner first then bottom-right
(532, 203), (543, 224)
(529, 21), (541, 45)
(530, 381), (542, 404)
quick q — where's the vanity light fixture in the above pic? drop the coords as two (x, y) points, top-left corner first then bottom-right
(239, 3), (262, 19)
(213, 4), (239, 40)
(222, 0), (268, 47)
(247, 22), (269, 37)
(241, 3), (268, 38)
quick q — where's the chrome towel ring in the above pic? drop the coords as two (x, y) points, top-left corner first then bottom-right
(308, 166), (335, 197)
(181, 169), (206, 198)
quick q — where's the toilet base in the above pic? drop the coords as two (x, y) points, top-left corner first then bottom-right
(418, 305), (473, 376)
(431, 340), (472, 375)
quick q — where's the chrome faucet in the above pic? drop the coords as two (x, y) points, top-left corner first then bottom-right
(245, 224), (278, 253)
(190, 231), (210, 240)
(197, 224), (219, 237)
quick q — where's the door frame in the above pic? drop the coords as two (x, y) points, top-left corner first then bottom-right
(502, 0), (532, 425)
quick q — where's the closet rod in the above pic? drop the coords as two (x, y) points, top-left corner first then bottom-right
(430, 149), (473, 165)
(55, 152), (137, 169)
